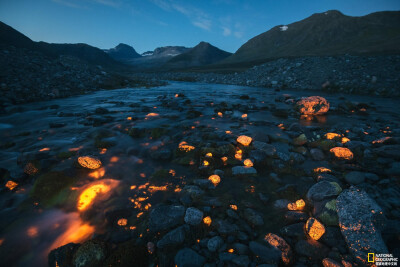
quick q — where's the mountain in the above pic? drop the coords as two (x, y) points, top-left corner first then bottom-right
(223, 10), (400, 65)
(0, 21), (119, 67)
(128, 46), (189, 69)
(104, 43), (141, 62)
(163, 42), (232, 69)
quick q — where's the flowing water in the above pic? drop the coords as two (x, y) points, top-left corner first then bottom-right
(0, 82), (399, 266)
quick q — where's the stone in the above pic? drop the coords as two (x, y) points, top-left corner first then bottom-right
(264, 233), (293, 265)
(157, 225), (187, 248)
(249, 241), (280, 264)
(310, 148), (325, 161)
(336, 187), (388, 265)
(252, 141), (276, 156)
(207, 236), (224, 252)
(295, 96), (330, 115)
(344, 171), (365, 185)
(48, 243), (80, 267)
(294, 239), (329, 260)
(280, 223), (306, 238)
(149, 205), (185, 232)
(215, 219), (239, 235)
(174, 248), (206, 267)
(232, 166), (257, 175)
(243, 208), (264, 226)
(184, 207), (203, 226)
(306, 181), (342, 202)
(232, 255), (251, 267)
(73, 240), (107, 267)
(322, 258), (343, 267)
(293, 134), (308, 146)
(374, 145), (400, 159)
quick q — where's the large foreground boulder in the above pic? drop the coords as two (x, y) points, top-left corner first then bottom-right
(295, 96), (330, 115)
(336, 187), (388, 265)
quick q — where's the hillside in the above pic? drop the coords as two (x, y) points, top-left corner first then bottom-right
(223, 10), (400, 64)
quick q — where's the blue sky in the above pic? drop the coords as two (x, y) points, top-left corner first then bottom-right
(0, 0), (399, 53)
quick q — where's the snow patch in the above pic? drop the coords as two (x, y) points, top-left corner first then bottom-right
(280, 25), (288, 31)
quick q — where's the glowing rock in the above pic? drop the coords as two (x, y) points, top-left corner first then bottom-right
(78, 156), (102, 170)
(305, 217), (325, 240)
(264, 233), (293, 265)
(117, 218), (127, 226)
(296, 96), (330, 115)
(208, 175), (221, 186)
(237, 135), (252, 146)
(77, 182), (113, 211)
(325, 133), (341, 140)
(203, 216), (212, 226)
(287, 199), (305, 211)
(330, 147), (354, 160)
(243, 159), (253, 167)
(5, 180), (18, 190)
(178, 141), (195, 152)
(24, 162), (39, 175)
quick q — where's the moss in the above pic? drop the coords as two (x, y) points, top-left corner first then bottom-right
(329, 182), (342, 195)
(57, 151), (77, 160)
(30, 171), (77, 207)
(73, 240), (107, 267)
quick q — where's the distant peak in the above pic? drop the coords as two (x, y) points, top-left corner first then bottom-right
(116, 43), (132, 48)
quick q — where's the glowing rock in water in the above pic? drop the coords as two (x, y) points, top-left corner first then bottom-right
(5, 180), (18, 190)
(313, 167), (332, 174)
(296, 96), (330, 115)
(264, 233), (293, 265)
(237, 135), (252, 146)
(330, 147), (354, 160)
(203, 216), (212, 226)
(305, 217), (325, 240)
(208, 175), (221, 186)
(78, 156), (102, 170)
(117, 218), (128, 226)
(287, 199), (305, 211)
(325, 133), (341, 140)
(77, 181), (118, 211)
(244, 159), (253, 167)
(178, 141), (195, 152)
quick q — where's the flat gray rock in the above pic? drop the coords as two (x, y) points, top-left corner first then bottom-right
(184, 207), (204, 226)
(157, 225), (187, 248)
(306, 181), (342, 202)
(336, 187), (388, 265)
(149, 205), (185, 232)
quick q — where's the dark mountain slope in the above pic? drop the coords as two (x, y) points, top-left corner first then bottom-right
(223, 10), (400, 64)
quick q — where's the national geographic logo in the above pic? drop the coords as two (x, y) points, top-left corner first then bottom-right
(368, 253), (398, 266)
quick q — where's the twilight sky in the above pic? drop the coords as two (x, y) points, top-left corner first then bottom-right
(0, 0), (399, 53)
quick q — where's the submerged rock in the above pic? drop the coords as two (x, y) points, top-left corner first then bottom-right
(336, 187), (388, 265)
(149, 205), (185, 232)
(174, 248), (206, 267)
(232, 166), (257, 175)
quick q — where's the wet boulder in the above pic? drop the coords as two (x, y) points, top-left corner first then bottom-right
(48, 243), (80, 267)
(149, 205), (185, 232)
(174, 248), (205, 267)
(157, 225), (187, 249)
(249, 241), (280, 264)
(73, 240), (107, 267)
(306, 181), (342, 202)
(184, 207), (203, 226)
(336, 187), (388, 265)
(295, 96), (330, 115)
(294, 239), (329, 260)
(232, 166), (257, 176)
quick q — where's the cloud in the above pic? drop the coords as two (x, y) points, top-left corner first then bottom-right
(92, 0), (121, 8)
(233, 31), (243, 38)
(222, 26), (231, 36)
(150, 1), (212, 31)
(51, 0), (83, 9)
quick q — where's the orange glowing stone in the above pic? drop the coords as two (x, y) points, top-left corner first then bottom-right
(110, 156), (119, 163)
(221, 156), (228, 164)
(99, 148), (107, 155)
(146, 113), (159, 118)
(127, 117), (132, 121)
(175, 94), (179, 98)
(287, 199), (305, 211)
(203, 216), (212, 226)
(241, 114), (247, 118)
(208, 175), (221, 186)
(77, 183), (111, 211)
(341, 137), (350, 144)
(305, 217), (325, 240)
(264, 233), (292, 265)
(205, 152), (213, 157)
(230, 204), (238, 211)
(225, 130), (232, 134)
(330, 147), (354, 160)
(218, 112), (223, 117)
(27, 226), (38, 237)
(203, 160), (210, 166)
(178, 141), (195, 152)
(5, 180), (18, 190)
(243, 159), (253, 167)
(88, 168), (105, 179)
(78, 156), (102, 170)
(117, 218), (128, 226)
(325, 133), (341, 140)
(237, 135), (252, 146)
(313, 167), (332, 174)
(39, 147), (50, 152)
(228, 249), (234, 253)
(296, 96), (330, 115)
(235, 153), (242, 160)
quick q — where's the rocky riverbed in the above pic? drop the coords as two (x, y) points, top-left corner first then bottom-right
(138, 55), (400, 97)
(0, 82), (399, 266)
